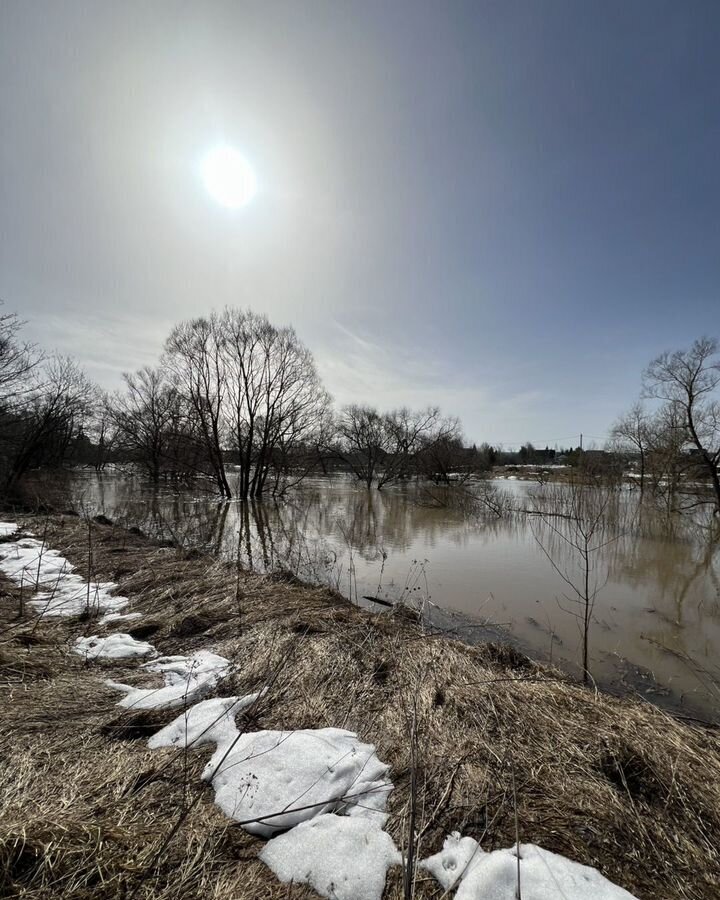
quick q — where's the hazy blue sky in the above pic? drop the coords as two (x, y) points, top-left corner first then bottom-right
(2, 1), (719, 447)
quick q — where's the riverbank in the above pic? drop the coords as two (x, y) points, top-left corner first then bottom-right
(1, 513), (719, 899)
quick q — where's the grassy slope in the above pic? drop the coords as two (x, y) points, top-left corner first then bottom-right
(1, 514), (719, 899)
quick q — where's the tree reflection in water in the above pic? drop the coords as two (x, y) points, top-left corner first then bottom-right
(41, 469), (720, 720)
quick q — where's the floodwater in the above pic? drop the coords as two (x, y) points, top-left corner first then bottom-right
(57, 470), (720, 720)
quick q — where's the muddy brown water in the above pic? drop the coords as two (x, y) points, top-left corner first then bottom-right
(52, 470), (720, 721)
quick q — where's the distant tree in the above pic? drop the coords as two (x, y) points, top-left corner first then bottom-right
(378, 406), (456, 487)
(643, 337), (720, 515)
(164, 315), (232, 497)
(334, 405), (461, 489)
(478, 443), (497, 468)
(3, 356), (93, 491)
(164, 308), (330, 499)
(85, 388), (119, 471)
(334, 404), (388, 488)
(609, 401), (651, 492)
(643, 403), (689, 511)
(217, 308), (331, 498)
(111, 367), (195, 482)
(518, 442), (536, 464)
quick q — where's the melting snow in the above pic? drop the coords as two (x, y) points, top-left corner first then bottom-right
(99, 611), (143, 625)
(260, 813), (401, 900)
(423, 838), (639, 900)
(0, 522), (18, 537)
(0, 536), (129, 617)
(148, 692), (266, 750)
(73, 633), (156, 660)
(106, 650), (231, 710)
(421, 831), (485, 890)
(203, 726), (393, 836)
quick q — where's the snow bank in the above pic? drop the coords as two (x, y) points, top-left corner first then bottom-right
(73, 633), (156, 660)
(260, 813), (401, 900)
(0, 536), (128, 617)
(204, 726), (393, 836)
(106, 650), (231, 710)
(0, 522), (18, 537)
(423, 839), (639, 900)
(420, 831), (485, 890)
(147, 692), (266, 750)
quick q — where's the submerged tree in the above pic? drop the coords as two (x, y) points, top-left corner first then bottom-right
(218, 308), (331, 499)
(163, 308), (330, 499)
(609, 401), (651, 492)
(111, 367), (202, 482)
(3, 356), (93, 491)
(643, 336), (720, 515)
(334, 404), (389, 488)
(334, 404), (461, 489)
(164, 315), (232, 497)
(529, 476), (621, 684)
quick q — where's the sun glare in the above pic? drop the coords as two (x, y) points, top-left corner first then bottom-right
(200, 145), (257, 209)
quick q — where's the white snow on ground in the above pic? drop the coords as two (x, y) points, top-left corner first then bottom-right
(73, 633), (156, 660)
(203, 726), (393, 836)
(106, 650), (231, 710)
(0, 536), (129, 617)
(0, 522), (18, 537)
(147, 691), (266, 750)
(99, 611), (143, 625)
(423, 839), (639, 900)
(420, 831), (485, 890)
(260, 813), (401, 900)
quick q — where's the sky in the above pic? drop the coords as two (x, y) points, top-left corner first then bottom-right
(1, 1), (719, 448)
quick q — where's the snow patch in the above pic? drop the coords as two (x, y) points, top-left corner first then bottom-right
(99, 611), (143, 625)
(106, 650), (231, 710)
(204, 726), (393, 836)
(73, 633), (156, 660)
(420, 831), (485, 890)
(0, 522), (18, 537)
(148, 692), (266, 750)
(423, 839), (639, 900)
(0, 537), (128, 617)
(260, 813), (401, 900)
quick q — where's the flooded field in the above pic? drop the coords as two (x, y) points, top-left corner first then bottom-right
(52, 470), (720, 720)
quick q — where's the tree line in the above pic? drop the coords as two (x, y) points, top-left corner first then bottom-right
(0, 305), (486, 499)
(3, 302), (719, 514)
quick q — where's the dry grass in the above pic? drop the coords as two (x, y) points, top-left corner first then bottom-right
(1, 513), (719, 899)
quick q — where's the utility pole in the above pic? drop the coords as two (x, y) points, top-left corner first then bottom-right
(580, 433), (583, 451)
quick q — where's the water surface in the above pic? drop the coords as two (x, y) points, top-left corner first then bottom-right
(60, 471), (720, 720)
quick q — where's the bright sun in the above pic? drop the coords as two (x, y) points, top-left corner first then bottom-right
(200, 145), (257, 209)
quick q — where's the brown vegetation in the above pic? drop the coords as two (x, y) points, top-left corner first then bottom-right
(1, 515), (719, 899)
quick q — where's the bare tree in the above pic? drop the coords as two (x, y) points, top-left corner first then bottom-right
(3, 356), (93, 491)
(0, 306), (39, 397)
(334, 405), (462, 489)
(111, 367), (198, 482)
(164, 316), (231, 497)
(218, 308), (331, 499)
(333, 405), (390, 488)
(609, 401), (651, 492)
(643, 337), (720, 515)
(529, 476), (621, 684)
(378, 406), (456, 488)
(86, 388), (119, 471)
(164, 308), (331, 499)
